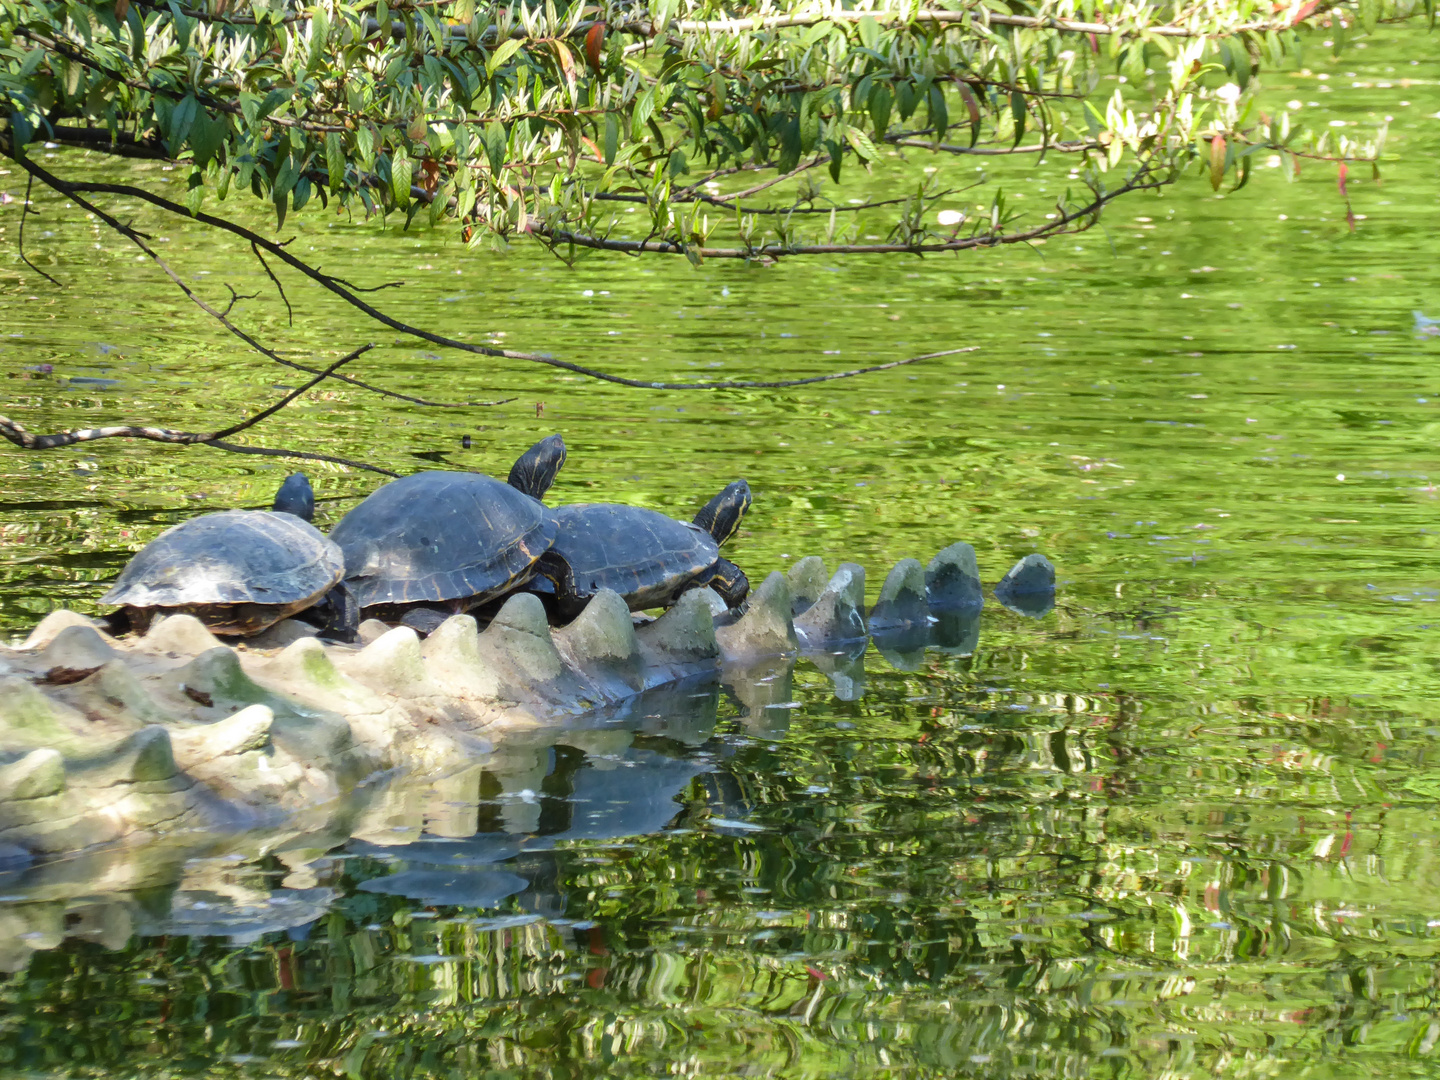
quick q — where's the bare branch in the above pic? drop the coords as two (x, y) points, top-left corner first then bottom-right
(44, 125), (170, 161)
(221, 284), (261, 318)
(211, 345), (376, 440)
(250, 242), (293, 327)
(533, 173), (1169, 259)
(201, 441), (399, 475)
(8, 151), (497, 409)
(10, 154), (969, 392)
(886, 136), (1100, 156)
(0, 344), (399, 475)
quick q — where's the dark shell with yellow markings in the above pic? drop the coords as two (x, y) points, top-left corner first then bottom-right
(329, 471), (555, 611)
(102, 510), (345, 636)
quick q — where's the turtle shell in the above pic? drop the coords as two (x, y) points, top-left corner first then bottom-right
(329, 471), (555, 610)
(535, 503), (720, 615)
(102, 510), (344, 633)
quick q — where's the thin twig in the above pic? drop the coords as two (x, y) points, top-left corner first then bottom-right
(211, 345), (376, 440)
(886, 136), (1099, 156)
(17, 173), (61, 287)
(202, 440), (399, 475)
(221, 284), (260, 317)
(251, 242), (293, 327)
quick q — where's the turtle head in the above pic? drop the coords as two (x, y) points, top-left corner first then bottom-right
(273, 473), (315, 522)
(507, 434), (567, 501)
(692, 479), (751, 545)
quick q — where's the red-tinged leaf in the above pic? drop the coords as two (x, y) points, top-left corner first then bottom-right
(114, 0), (129, 18)
(1291, 0), (1320, 25)
(579, 135), (602, 160)
(955, 82), (981, 146)
(552, 40), (577, 87)
(1087, 32), (1099, 53)
(1346, 206), (1357, 232)
(1292, 152), (1301, 176)
(1336, 160), (1348, 198)
(584, 23), (605, 72)
(1208, 135), (1226, 191)
(420, 157), (440, 196)
(805, 966), (829, 981)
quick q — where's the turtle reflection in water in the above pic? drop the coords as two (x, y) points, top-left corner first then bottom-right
(328, 435), (567, 633)
(102, 473), (352, 638)
(528, 479), (752, 622)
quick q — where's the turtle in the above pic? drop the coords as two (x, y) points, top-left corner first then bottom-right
(528, 479), (752, 622)
(328, 435), (567, 632)
(102, 473), (347, 637)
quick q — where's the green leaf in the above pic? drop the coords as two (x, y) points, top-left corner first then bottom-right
(667, 148), (688, 177)
(826, 137), (843, 183)
(256, 88), (291, 122)
(869, 83), (892, 139)
(631, 85), (656, 140)
(325, 131), (345, 191)
(858, 15), (880, 50)
(307, 5), (330, 72)
(8, 112), (34, 154)
(896, 79), (918, 121)
(776, 116), (802, 175)
(845, 124), (879, 163)
(390, 148), (412, 208)
(185, 176), (204, 216)
(603, 112), (619, 166)
(799, 94), (820, 153)
(484, 120), (506, 174)
(1009, 91), (1027, 147)
(355, 124), (375, 168)
(188, 108), (225, 167)
(61, 57), (82, 99)
(167, 0), (191, 52)
(273, 154), (300, 202)
(292, 174), (312, 212)
(167, 93), (199, 150)
(928, 85), (948, 143)
(487, 37), (524, 76)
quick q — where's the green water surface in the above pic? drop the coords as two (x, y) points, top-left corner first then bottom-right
(1, 27), (1440, 1080)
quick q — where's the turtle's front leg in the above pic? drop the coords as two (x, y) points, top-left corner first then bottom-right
(707, 559), (750, 609)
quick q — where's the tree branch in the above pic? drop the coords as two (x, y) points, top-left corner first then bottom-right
(0, 344), (399, 475)
(613, 5), (1337, 41)
(534, 172), (1169, 259)
(6, 148), (499, 409)
(886, 135), (1100, 156)
(9, 152), (968, 391)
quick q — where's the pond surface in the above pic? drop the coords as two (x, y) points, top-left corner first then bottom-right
(2, 26), (1440, 1080)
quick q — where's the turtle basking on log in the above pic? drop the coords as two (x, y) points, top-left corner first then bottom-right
(102, 474), (350, 637)
(528, 480), (752, 622)
(328, 435), (567, 633)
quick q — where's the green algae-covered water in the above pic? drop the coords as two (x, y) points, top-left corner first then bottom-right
(3, 27), (1440, 1079)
